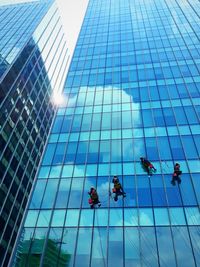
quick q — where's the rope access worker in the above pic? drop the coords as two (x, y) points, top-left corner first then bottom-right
(171, 163), (182, 185)
(88, 187), (101, 208)
(112, 175), (119, 184)
(112, 176), (126, 201)
(140, 157), (156, 176)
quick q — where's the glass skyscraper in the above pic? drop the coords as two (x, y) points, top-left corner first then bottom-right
(13, 0), (200, 266)
(0, 0), (69, 266)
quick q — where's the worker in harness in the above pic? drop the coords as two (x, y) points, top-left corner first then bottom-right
(112, 176), (126, 201)
(171, 163), (182, 185)
(88, 187), (101, 208)
(140, 157), (156, 176)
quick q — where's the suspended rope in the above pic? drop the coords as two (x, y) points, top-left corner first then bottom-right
(114, 202), (152, 267)
(159, 165), (200, 234)
(123, 198), (170, 267)
(112, 197), (160, 267)
(150, 176), (200, 258)
(95, 209), (106, 267)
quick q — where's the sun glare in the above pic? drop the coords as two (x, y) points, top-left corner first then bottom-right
(51, 92), (65, 106)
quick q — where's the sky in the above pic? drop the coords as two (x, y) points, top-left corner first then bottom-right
(54, 0), (89, 102)
(56, 0), (89, 55)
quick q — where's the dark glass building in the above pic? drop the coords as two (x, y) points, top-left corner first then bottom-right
(0, 0), (69, 266)
(12, 0), (200, 266)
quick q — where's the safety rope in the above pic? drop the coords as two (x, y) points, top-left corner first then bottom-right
(95, 210), (107, 267)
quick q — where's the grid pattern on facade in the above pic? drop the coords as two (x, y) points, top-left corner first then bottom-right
(0, 1), (53, 79)
(14, 0), (200, 266)
(0, 1), (69, 266)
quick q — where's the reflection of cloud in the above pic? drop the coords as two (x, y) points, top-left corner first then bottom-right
(123, 139), (133, 160)
(73, 165), (85, 177)
(65, 85), (141, 108)
(124, 214), (138, 226)
(65, 93), (76, 107)
(140, 210), (153, 225)
(6, 47), (21, 64)
(92, 231), (106, 258)
(115, 218), (123, 226)
(172, 227), (197, 267)
(97, 182), (109, 201)
(74, 229), (92, 254)
(134, 139), (144, 158)
(98, 182), (109, 192)
(69, 178), (84, 191)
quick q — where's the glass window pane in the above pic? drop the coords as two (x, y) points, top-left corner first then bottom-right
(62, 165), (74, 178)
(37, 210), (51, 227)
(110, 208), (123, 226)
(91, 228), (107, 267)
(139, 208), (154, 226)
(172, 227), (196, 267)
(156, 227), (176, 267)
(124, 227), (140, 266)
(123, 176), (136, 207)
(124, 208), (138, 226)
(189, 226), (200, 265)
(30, 180), (46, 208)
(17, 228), (35, 264)
(169, 207), (186, 225)
(151, 175), (167, 206)
(182, 136), (198, 159)
(38, 166), (50, 178)
(55, 179), (71, 208)
(29, 228), (48, 263)
(80, 209), (94, 226)
(179, 174), (197, 205)
(137, 176), (152, 206)
(51, 210), (66, 227)
(75, 228), (92, 266)
(49, 165), (62, 178)
(185, 207), (200, 225)
(94, 209), (108, 227)
(164, 175), (182, 206)
(42, 144), (56, 165)
(191, 174), (200, 204)
(154, 208), (169, 225)
(41, 179), (59, 208)
(65, 209), (80, 227)
(108, 227), (123, 267)
(59, 228), (77, 266)
(43, 228), (63, 265)
(73, 165), (85, 177)
(24, 210), (38, 227)
(140, 227), (159, 266)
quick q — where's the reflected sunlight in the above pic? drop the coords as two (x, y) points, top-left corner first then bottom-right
(51, 92), (65, 106)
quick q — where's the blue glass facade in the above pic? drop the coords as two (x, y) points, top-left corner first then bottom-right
(0, 1), (69, 266)
(13, 0), (200, 266)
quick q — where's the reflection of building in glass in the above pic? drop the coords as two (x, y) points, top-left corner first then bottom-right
(0, 54), (9, 77)
(17, 238), (70, 267)
(13, 0), (200, 266)
(0, 1), (69, 266)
